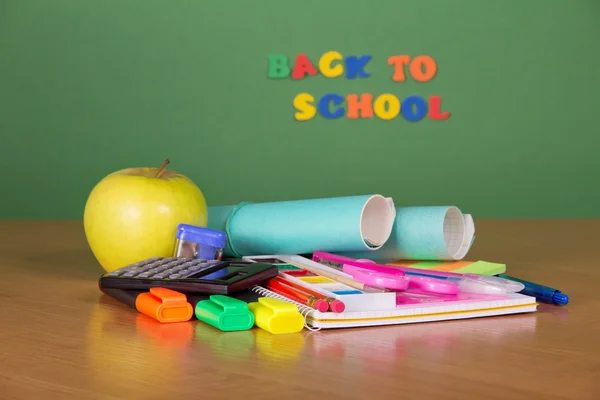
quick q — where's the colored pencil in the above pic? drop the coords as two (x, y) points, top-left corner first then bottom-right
(267, 279), (329, 312)
(274, 276), (346, 313)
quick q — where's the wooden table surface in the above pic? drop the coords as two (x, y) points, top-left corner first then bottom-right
(1, 220), (599, 400)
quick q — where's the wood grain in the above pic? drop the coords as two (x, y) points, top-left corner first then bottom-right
(1, 220), (599, 400)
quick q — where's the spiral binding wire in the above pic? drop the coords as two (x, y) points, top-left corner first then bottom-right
(251, 286), (322, 332)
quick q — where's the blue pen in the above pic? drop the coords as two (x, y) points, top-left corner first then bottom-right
(498, 275), (569, 305)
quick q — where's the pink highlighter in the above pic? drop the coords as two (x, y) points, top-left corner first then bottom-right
(312, 251), (460, 295)
(338, 259), (459, 295)
(313, 251), (525, 296)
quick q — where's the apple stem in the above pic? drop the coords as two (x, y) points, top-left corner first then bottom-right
(155, 159), (170, 178)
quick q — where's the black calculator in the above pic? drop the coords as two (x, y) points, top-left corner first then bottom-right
(98, 257), (278, 295)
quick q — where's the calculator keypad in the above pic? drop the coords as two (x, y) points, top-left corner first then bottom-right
(107, 258), (222, 279)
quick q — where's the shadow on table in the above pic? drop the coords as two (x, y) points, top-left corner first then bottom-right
(535, 303), (569, 320)
(302, 313), (539, 366)
(23, 248), (103, 280)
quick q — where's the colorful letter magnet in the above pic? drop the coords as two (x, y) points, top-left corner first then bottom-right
(248, 297), (304, 334)
(136, 287), (194, 323)
(195, 295), (255, 331)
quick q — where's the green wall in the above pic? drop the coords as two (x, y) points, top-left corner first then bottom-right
(1, 0), (599, 219)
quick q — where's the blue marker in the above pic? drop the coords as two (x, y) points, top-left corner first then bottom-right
(498, 275), (569, 305)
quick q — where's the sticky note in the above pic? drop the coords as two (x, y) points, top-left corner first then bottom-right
(453, 261), (506, 275)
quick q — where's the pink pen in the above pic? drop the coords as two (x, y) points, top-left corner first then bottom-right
(312, 251), (524, 295)
(344, 265), (410, 291)
(342, 262), (459, 295)
(313, 251), (464, 278)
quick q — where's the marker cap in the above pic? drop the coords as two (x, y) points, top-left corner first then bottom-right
(552, 292), (569, 305)
(135, 287), (194, 323)
(248, 297), (304, 334)
(195, 295), (255, 332)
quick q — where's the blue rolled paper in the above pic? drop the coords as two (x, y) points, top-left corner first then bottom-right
(340, 206), (476, 262)
(207, 195), (396, 258)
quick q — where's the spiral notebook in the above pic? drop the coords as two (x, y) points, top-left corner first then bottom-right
(250, 286), (538, 329)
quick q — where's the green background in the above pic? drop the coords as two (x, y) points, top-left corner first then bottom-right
(1, 0), (599, 219)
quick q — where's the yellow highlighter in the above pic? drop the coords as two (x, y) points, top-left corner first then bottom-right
(248, 297), (304, 334)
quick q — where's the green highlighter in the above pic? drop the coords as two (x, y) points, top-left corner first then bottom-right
(194, 295), (255, 331)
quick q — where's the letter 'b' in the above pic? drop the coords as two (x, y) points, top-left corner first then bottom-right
(267, 54), (291, 79)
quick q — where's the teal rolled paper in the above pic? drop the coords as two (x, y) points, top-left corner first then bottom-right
(340, 206), (476, 262)
(207, 195), (396, 258)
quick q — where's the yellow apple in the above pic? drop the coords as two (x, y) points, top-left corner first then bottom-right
(84, 159), (208, 273)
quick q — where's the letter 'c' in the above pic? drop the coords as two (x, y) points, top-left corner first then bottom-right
(319, 51), (344, 78)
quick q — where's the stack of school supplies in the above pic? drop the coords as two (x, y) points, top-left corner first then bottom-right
(243, 254), (539, 330)
(99, 251), (567, 333)
(97, 194), (568, 336)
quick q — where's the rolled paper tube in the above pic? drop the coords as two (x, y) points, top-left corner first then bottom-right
(207, 195), (396, 258)
(340, 206), (476, 262)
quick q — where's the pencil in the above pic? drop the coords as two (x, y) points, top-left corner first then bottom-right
(279, 257), (369, 291)
(274, 276), (346, 313)
(266, 285), (322, 311)
(267, 279), (329, 312)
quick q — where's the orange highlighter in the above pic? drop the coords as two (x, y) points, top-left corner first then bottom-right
(101, 287), (194, 323)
